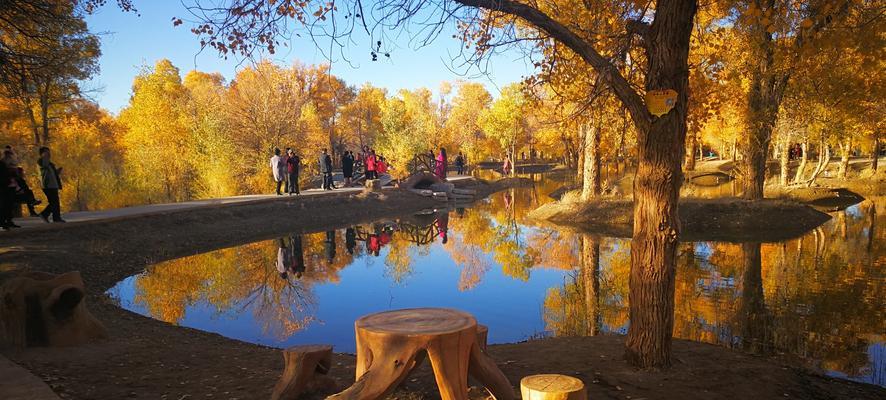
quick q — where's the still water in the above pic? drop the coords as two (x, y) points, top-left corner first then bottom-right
(108, 175), (885, 387)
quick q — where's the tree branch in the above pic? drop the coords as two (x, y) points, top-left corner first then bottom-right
(626, 19), (651, 48)
(453, 0), (651, 129)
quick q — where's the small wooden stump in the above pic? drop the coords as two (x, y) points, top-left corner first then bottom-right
(271, 344), (334, 400)
(520, 374), (586, 400)
(328, 308), (513, 400)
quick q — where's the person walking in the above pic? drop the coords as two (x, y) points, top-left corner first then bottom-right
(37, 146), (64, 223)
(455, 152), (465, 175)
(319, 149), (334, 190)
(286, 149), (300, 195)
(434, 147), (448, 180)
(342, 150), (354, 187)
(270, 147), (286, 195)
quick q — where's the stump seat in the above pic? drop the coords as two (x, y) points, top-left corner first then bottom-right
(520, 374), (586, 400)
(271, 344), (334, 400)
(328, 308), (513, 400)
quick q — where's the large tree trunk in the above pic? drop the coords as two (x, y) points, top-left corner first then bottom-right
(581, 235), (601, 337)
(684, 133), (697, 171)
(624, 0), (696, 369)
(455, 0), (695, 370)
(742, 19), (789, 200)
(739, 242), (770, 355)
(581, 122), (601, 201)
(792, 140), (808, 183)
(838, 139), (851, 179)
(871, 130), (879, 172)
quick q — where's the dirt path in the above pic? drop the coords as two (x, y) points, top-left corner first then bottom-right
(0, 179), (883, 399)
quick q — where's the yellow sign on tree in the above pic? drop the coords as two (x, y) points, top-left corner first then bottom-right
(645, 89), (678, 117)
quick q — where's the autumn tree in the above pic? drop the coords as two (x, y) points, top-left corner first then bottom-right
(183, 70), (238, 198)
(0, 0), (100, 145)
(446, 82), (493, 162)
(480, 83), (529, 170)
(118, 59), (195, 203)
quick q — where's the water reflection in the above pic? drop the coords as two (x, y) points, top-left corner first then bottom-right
(108, 176), (884, 387)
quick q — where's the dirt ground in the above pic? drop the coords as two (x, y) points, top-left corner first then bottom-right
(1, 180), (883, 400)
(529, 198), (832, 242)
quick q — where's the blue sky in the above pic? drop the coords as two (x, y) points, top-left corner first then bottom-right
(84, 2), (535, 113)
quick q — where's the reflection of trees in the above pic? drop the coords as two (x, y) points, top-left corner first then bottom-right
(538, 199), (884, 384)
(738, 242), (770, 355)
(133, 231), (354, 340)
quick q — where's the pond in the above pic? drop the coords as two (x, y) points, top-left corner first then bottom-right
(108, 174), (885, 388)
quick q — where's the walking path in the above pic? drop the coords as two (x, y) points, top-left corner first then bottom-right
(0, 355), (60, 400)
(8, 176), (476, 230)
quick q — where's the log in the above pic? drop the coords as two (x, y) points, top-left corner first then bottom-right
(520, 375), (586, 400)
(271, 344), (334, 400)
(328, 308), (513, 400)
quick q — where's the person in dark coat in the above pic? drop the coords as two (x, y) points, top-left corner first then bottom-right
(319, 149), (335, 190)
(37, 146), (64, 223)
(342, 151), (354, 186)
(286, 149), (300, 195)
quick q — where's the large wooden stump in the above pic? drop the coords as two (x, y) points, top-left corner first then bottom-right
(328, 308), (513, 400)
(271, 344), (334, 400)
(0, 271), (106, 347)
(520, 375), (586, 400)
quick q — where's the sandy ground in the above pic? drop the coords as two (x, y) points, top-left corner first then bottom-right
(0, 179), (883, 400)
(528, 198), (833, 242)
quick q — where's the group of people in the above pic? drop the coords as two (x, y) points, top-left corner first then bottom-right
(2, 145), (65, 230)
(269, 147), (302, 195)
(270, 145), (395, 193)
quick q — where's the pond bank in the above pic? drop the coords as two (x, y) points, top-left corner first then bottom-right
(529, 198), (831, 242)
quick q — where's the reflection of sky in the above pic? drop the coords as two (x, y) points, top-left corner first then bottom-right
(109, 224), (568, 354)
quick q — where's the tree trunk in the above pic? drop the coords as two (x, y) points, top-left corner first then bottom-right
(684, 133), (697, 171)
(871, 130), (879, 172)
(741, 9), (789, 200)
(739, 243), (769, 355)
(792, 140), (808, 184)
(39, 82), (52, 144)
(624, 0), (696, 369)
(581, 122), (601, 201)
(838, 139), (851, 179)
(577, 127), (585, 183)
(805, 141), (831, 187)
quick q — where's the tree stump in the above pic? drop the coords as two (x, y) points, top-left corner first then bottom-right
(271, 344), (334, 400)
(328, 308), (513, 400)
(520, 375), (586, 400)
(365, 179), (381, 192)
(476, 324), (489, 351)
